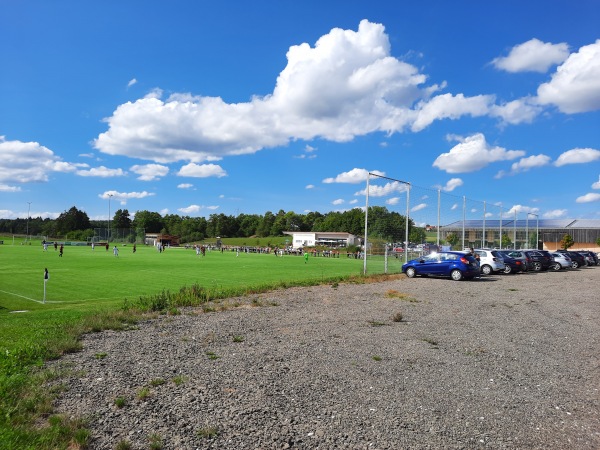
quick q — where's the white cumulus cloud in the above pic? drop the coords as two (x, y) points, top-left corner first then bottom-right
(76, 166), (126, 177)
(506, 204), (539, 215)
(576, 193), (600, 203)
(0, 136), (81, 184)
(537, 40), (600, 113)
(177, 163), (227, 178)
(130, 164), (169, 181)
(433, 133), (525, 174)
(492, 38), (569, 73)
(554, 148), (600, 166)
(543, 209), (567, 219)
(495, 154), (551, 178)
(442, 178), (463, 192)
(0, 184), (22, 192)
(98, 190), (155, 205)
(323, 168), (385, 184)
(412, 93), (494, 132)
(354, 180), (409, 197)
(178, 204), (201, 214)
(93, 20), (501, 164)
(489, 97), (543, 125)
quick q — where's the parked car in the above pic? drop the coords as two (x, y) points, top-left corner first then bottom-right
(498, 250), (531, 271)
(402, 251), (480, 281)
(474, 249), (505, 275)
(501, 254), (526, 274)
(550, 252), (572, 270)
(523, 250), (553, 271)
(556, 250), (585, 269)
(577, 250), (598, 266)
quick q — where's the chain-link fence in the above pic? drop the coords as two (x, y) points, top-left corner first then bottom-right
(91, 227), (145, 244)
(363, 174), (547, 275)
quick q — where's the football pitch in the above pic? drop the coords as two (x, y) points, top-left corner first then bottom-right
(0, 243), (390, 312)
(0, 242), (403, 352)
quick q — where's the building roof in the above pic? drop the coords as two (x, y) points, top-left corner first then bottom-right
(283, 231), (355, 237)
(442, 219), (600, 229)
(569, 219), (600, 228)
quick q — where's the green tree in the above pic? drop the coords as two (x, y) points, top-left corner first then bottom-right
(501, 233), (512, 249)
(560, 234), (575, 250)
(284, 211), (303, 232)
(133, 210), (164, 233)
(269, 210), (287, 236)
(529, 231), (539, 249)
(446, 232), (459, 248)
(304, 211), (325, 231)
(112, 209), (132, 229)
(341, 208), (365, 236)
(257, 211), (275, 237)
(237, 214), (261, 237)
(171, 216), (208, 243)
(41, 220), (58, 238)
(318, 211), (347, 233)
(206, 213), (238, 238)
(162, 214), (181, 235)
(55, 206), (91, 235)
(409, 227), (426, 244)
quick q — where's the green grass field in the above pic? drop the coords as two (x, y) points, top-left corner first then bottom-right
(0, 239), (399, 448)
(0, 242), (373, 343)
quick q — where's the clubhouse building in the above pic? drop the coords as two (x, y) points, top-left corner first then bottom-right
(283, 231), (359, 249)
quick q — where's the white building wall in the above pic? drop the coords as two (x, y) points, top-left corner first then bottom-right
(291, 233), (316, 248)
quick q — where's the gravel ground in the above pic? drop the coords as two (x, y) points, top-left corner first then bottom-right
(50, 266), (600, 449)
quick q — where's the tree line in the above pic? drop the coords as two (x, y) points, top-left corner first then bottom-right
(0, 205), (423, 245)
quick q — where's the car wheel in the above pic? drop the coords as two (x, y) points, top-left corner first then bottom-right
(551, 262), (561, 271)
(504, 264), (512, 274)
(450, 269), (463, 281)
(481, 265), (492, 275)
(533, 261), (542, 271)
(572, 261), (579, 269)
(406, 267), (416, 278)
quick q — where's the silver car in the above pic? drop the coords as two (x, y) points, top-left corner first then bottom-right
(551, 252), (572, 270)
(474, 249), (505, 275)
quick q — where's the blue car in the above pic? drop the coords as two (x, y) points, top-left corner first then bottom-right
(402, 251), (480, 281)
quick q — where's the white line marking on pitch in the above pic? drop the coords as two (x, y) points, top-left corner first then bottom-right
(0, 290), (64, 304)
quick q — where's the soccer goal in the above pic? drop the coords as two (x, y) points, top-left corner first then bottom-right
(362, 173), (410, 275)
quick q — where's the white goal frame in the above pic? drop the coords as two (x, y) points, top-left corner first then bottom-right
(363, 173), (411, 275)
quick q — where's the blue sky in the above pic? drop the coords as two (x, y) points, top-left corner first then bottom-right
(1, 1), (599, 224)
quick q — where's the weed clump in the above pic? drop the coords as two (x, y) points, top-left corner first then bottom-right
(114, 396), (127, 408)
(197, 425), (219, 439)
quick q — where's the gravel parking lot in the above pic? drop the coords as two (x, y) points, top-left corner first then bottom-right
(52, 266), (600, 449)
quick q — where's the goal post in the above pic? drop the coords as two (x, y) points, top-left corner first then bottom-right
(363, 173), (411, 275)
